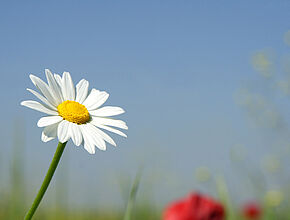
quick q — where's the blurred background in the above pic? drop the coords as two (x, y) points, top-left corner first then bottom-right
(1, 1), (290, 219)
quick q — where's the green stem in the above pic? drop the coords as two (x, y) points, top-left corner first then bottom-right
(24, 142), (67, 220)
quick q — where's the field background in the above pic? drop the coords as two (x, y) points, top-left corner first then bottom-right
(1, 1), (290, 219)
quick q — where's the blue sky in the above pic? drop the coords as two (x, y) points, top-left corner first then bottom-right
(1, 1), (290, 208)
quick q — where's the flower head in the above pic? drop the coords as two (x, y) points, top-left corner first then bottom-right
(242, 202), (262, 219)
(21, 69), (127, 154)
(163, 192), (225, 220)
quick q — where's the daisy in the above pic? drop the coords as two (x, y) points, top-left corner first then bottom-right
(21, 69), (127, 154)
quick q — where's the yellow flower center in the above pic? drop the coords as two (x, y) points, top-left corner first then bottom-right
(57, 100), (90, 124)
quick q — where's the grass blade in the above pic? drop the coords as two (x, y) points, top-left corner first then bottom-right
(123, 169), (142, 220)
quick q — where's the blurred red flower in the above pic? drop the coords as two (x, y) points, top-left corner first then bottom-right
(242, 202), (261, 219)
(163, 192), (225, 220)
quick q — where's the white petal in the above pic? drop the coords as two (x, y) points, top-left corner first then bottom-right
(41, 122), (59, 142)
(82, 124), (106, 151)
(75, 79), (89, 104)
(27, 88), (57, 111)
(57, 120), (70, 143)
(61, 72), (75, 101)
(80, 125), (96, 154)
(54, 74), (62, 87)
(86, 124), (107, 151)
(29, 74), (58, 107)
(45, 69), (63, 104)
(82, 89), (109, 110)
(37, 116), (63, 127)
(89, 106), (125, 117)
(21, 100), (58, 115)
(89, 123), (116, 146)
(41, 133), (55, 142)
(91, 117), (128, 130)
(70, 123), (83, 146)
(96, 124), (127, 138)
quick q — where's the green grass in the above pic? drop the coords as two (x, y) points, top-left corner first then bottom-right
(2, 124), (290, 220)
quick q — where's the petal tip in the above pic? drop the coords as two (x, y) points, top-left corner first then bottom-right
(29, 74), (36, 80)
(87, 150), (96, 154)
(63, 71), (71, 77)
(45, 69), (52, 76)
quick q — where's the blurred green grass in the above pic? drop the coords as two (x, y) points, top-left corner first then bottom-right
(2, 137), (290, 220)
(1, 123), (290, 220)
(0, 122), (160, 220)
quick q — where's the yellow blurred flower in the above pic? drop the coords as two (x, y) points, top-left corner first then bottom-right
(195, 166), (211, 182)
(262, 156), (281, 174)
(264, 190), (284, 207)
(251, 51), (274, 78)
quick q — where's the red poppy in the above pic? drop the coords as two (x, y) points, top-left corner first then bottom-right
(163, 192), (225, 220)
(242, 202), (261, 219)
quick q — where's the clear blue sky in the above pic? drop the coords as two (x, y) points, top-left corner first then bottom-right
(1, 1), (290, 208)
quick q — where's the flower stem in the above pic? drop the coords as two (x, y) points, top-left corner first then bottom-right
(24, 141), (67, 220)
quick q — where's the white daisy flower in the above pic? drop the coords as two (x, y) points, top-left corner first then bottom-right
(21, 69), (127, 154)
